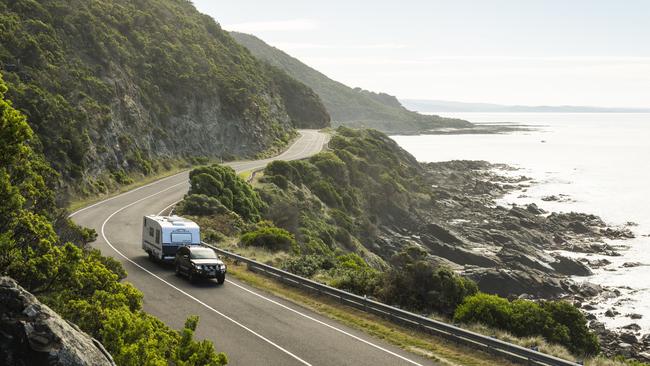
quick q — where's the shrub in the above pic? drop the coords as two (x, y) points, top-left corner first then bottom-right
(378, 246), (478, 315)
(241, 222), (297, 251)
(311, 180), (343, 208)
(542, 301), (600, 355)
(187, 164), (265, 221)
(453, 293), (512, 329)
(454, 294), (600, 356)
(326, 253), (378, 295)
(281, 255), (325, 277)
(178, 194), (228, 216)
(265, 160), (301, 184)
(309, 152), (348, 185)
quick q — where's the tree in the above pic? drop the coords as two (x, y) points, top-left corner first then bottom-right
(241, 221), (297, 251)
(187, 164), (265, 222)
(379, 246), (478, 314)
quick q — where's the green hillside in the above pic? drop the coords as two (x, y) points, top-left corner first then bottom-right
(230, 32), (471, 134)
(0, 0), (329, 198)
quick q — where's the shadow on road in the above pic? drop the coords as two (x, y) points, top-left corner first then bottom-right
(130, 255), (224, 288)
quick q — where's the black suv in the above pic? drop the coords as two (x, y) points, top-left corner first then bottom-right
(174, 246), (226, 284)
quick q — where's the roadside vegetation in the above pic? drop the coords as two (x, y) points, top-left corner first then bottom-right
(0, 75), (227, 365)
(178, 126), (613, 361)
(224, 258), (646, 366)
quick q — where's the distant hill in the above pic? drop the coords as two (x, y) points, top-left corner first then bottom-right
(401, 99), (650, 113)
(230, 32), (471, 134)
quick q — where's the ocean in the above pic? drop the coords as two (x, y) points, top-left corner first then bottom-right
(391, 112), (650, 334)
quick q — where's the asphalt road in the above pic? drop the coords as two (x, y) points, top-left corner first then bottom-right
(70, 130), (437, 366)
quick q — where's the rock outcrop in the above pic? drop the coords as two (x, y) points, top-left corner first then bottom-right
(0, 277), (115, 366)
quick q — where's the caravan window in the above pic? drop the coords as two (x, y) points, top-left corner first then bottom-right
(149, 227), (154, 237)
(171, 232), (192, 244)
(155, 229), (160, 244)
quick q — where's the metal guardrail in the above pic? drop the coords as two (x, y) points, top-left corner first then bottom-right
(202, 242), (580, 366)
(245, 167), (264, 183)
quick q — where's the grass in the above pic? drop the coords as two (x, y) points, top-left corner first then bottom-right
(219, 240), (289, 267)
(237, 170), (253, 181)
(224, 259), (519, 366)
(67, 164), (196, 213)
(461, 323), (577, 362)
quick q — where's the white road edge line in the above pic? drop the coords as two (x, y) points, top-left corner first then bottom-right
(225, 280), (424, 366)
(157, 199), (182, 216)
(68, 170), (188, 218)
(100, 182), (312, 366)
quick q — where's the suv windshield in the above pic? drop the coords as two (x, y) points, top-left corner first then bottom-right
(191, 249), (217, 259)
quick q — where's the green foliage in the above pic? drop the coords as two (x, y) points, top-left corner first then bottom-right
(174, 316), (229, 366)
(281, 255), (328, 277)
(378, 246), (478, 315)
(241, 221), (297, 251)
(328, 253), (381, 296)
(0, 0), (328, 191)
(0, 76), (227, 365)
(180, 194), (229, 216)
(187, 164), (265, 222)
(454, 293), (599, 356)
(541, 301), (600, 356)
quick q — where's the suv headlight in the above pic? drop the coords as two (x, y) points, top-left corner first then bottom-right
(220, 264), (226, 270)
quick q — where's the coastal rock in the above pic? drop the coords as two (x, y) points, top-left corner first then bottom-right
(465, 267), (566, 298)
(619, 332), (638, 344)
(584, 258), (611, 268)
(617, 343), (633, 358)
(604, 308), (619, 317)
(0, 277), (115, 366)
(568, 221), (591, 234)
(420, 235), (499, 268)
(601, 227), (635, 239)
(575, 282), (603, 298)
(628, 313), (643, 319)
(541, 194), (572, 202)
(639, 353), (650, 362)
(621, 323), (641, 332)
(549, 255), (593, 276)
(526, 203), (545, 215)
(621, 262), (643, 268)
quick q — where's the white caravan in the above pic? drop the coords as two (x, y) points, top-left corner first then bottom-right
(142, 215), (201, 261)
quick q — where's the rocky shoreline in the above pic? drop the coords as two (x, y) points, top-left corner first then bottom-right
(373, 160), (645, 361)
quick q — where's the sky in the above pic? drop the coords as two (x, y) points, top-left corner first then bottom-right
(192, 0), (650, 108)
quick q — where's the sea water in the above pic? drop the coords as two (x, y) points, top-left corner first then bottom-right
(391, 112), (650, 333)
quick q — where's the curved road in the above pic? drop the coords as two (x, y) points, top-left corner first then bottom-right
(70, 130), (436, 366)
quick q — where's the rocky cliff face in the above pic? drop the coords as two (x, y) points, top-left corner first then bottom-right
(0, 277), (115, 366)
(0, 0), (330, 198)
